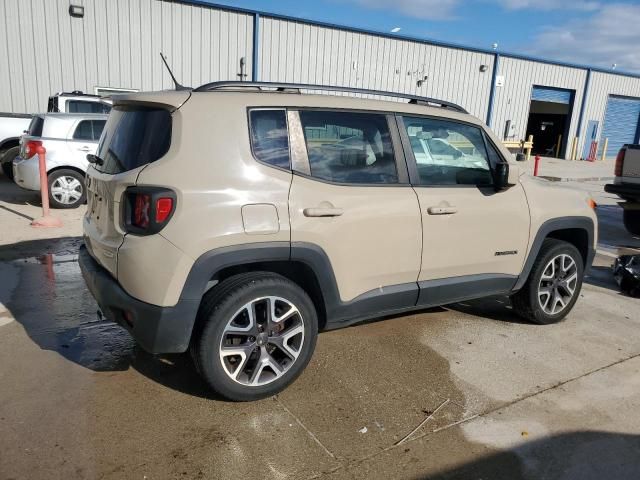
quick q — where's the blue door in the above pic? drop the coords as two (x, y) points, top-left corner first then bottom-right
(582, 120), (598, 160)
(601, 96), (640, 158)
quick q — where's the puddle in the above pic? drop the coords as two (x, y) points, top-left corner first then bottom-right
(0, 246), (135, 371)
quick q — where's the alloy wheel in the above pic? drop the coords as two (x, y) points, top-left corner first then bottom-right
(537, 254), (578, 315)
(219, 296), (305, 386)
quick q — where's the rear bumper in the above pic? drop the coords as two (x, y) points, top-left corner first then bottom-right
(12, 156), (40, 191)
(605, 183), (640, 201)
(78, 245), (199, 354)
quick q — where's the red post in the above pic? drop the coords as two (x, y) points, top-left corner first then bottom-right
(533, 155), (540, 177)
(31, 145), (62, 228)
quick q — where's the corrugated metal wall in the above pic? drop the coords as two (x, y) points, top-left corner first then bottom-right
(579, 72), (640, 158)
(0, 0), (253, 113)
(258, 17), (495, 120)
(3, 0), (640, 158)
(491, 57), (588, 158)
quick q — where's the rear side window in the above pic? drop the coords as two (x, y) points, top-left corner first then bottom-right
(95, 107), (171, 174)
(28, 116), (44, 136)
(299, 110), (398, 184)
(92, 120), (106, 140)
(67, 100), (111, 114)
(73, 120), (107, 141)
(249, 110), (290, 169)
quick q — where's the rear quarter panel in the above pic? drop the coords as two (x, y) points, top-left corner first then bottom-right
(129, 93), (293, 305)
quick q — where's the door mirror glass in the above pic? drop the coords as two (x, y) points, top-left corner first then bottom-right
(515, 152), (526, 162)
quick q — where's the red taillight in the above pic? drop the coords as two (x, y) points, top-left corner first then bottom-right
(133, 194), (151, 228)
(125, 188), (176, 234)
(24, 140), (42, 159)
(614, 149), (625, 177)
(155, 197), (173, 223)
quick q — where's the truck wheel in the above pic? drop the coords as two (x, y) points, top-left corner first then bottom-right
(48, 169), (86, 208)
(191, 272), (318, 401)
(1, 146), (19, 180)
(623, 209), (640, 236)
(511, 239), (584, 325)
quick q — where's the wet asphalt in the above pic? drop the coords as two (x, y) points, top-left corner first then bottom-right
(1, 181), (640, 479)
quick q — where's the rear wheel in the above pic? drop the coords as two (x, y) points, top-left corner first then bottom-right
(511, 239), (584, 325)
(1, 146), (19, 180)
(623, 209), (640, 236)
(191, 272), (318, 401)
(48, 169), (86, 209)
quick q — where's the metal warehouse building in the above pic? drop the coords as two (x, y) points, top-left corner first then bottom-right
(2, 0), (640, 160)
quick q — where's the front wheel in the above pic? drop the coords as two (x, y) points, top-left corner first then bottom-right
(48, 169), (86, 208)
(511, 239), (584, 325)
(623, 209), (640, 236)
(191, 272), (318, 401)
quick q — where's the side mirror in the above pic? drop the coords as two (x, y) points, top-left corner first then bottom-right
(494, 162), (509, 191)
(515, 153), (526, 162)
(494, 162), (519, 191)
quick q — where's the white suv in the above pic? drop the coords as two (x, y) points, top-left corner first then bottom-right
(13, 113), (107, 208)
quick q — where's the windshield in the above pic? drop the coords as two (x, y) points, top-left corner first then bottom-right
(95, 107), (172, 174)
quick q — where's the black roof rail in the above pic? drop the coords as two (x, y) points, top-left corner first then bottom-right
(193, 81), (468, 113)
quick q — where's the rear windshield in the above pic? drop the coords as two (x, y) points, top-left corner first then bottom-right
(28, 116), (44, 136)
(95, 107), (172, 174)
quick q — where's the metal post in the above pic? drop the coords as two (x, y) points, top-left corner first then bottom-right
(486, 53), (500, 128)
(526, 134), (533, 162)
(252, 13), (260, 82)
(601, 138), (609, 161)
(31, 146), (62, 228)
(534, 155), (540, 176)
(555, 135), (562, 158)
(575, 68), (592, 152)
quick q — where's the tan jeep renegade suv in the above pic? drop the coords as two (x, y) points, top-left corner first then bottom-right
(79, 82), (597, 401)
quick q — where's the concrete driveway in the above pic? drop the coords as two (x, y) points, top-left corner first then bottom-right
(0, 173), (639, 480)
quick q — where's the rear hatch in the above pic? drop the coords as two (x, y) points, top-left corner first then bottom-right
(83, 91), (190, 277)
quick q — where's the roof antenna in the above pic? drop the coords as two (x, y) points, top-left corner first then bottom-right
(160, 52), (189, 91)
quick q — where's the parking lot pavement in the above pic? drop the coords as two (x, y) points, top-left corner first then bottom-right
(0, 175), (83, 251)
(1, 172), (639, 479)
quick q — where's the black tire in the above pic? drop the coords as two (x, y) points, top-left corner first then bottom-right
(47, 168), (86, 209)
(623, 209), (640, 236)
(511, 239), (584, 325)
(1, 146), (19, 180)
(191, 272), (318, 401)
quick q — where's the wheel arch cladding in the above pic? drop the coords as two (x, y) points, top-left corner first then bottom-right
(181, 242), (336, 342)
(514, 216), (595, 291)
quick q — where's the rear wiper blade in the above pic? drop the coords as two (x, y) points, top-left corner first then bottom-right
(86, 154), (104, 166)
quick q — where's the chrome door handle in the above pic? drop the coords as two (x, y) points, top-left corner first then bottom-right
(78, 147), (91, 152)
(303, 207), (344, 217)
(427, 206), (458, 215)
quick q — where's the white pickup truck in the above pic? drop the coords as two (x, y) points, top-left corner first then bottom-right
(0, 113), (31, 178)
(0, 91), (111, 179)
(605, 145), (640, 235)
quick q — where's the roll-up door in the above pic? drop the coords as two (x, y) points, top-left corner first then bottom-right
(601, 96), (640, 158)
(531, 86), (573, 104)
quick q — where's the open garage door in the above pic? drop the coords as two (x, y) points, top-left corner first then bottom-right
(601, 96), (640, 158)
(526, 86), (575, 158)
